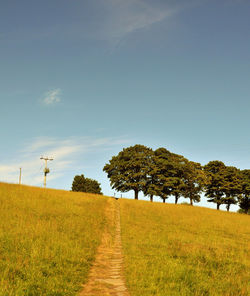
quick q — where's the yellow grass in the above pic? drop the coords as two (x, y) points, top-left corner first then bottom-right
(0, 183), (108, 296)
(1, 183), (249, 295)
(120, 199), (250, 296)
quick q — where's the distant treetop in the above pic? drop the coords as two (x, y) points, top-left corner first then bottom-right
(72, 174), (102, 195)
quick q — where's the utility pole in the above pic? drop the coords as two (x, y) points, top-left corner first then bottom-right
(19, 167), (22, 185)
(40, 156), (53, 188)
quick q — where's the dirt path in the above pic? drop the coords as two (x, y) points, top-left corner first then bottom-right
(80, 199), (130, 296)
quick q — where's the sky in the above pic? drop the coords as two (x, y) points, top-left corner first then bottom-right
(1, 0), (249, 211)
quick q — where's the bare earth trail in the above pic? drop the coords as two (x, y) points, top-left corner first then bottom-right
(80, 199), (130, 296)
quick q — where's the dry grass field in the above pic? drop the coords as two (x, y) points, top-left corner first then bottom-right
(1, 183), (249, 296)
(120, 199), (250, 296)
(0, 183), (108, 296)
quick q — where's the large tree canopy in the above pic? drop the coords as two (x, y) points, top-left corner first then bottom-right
(182, 161), (207, 206)
(144, 148), (188, 203)
(144, 148), (173, 203)
(204, 161), (226, 210)
(103, 144), (154, 199)
(72, 174), (102, 195)
(221, 166), (242, 211)
(170, 152), (189, 204)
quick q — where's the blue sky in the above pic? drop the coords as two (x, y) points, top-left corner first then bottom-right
(1, 0), (249, 211)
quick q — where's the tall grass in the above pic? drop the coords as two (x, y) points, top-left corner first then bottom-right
(0, 183), (108, 296)
(120, 199), (250, 296)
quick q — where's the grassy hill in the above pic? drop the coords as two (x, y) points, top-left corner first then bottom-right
(0, 183), (249, 295)
(0, 183), (108, 296)
(120, 199), (250, 296)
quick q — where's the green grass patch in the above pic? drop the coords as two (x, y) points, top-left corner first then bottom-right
(120, 199), (250, 296)
(0, 183), (108, 296)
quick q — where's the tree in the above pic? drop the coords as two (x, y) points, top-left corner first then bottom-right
(221, 166), (242, 212)
(72, 174), (102, 194)
(238, 170), (250, 214)
(142, 152), (158, 202)
(147, 148), (173, 203)
(144, 148), (188, 203)
(84, 178), (103, 194)
(204, 161), (226, 210)
(170, 153), (189, 204)
(72, 175), (86, 192)
(103, 145), (154, 199)
(143, 148), (172, 203)
(182, 161), (207, 205)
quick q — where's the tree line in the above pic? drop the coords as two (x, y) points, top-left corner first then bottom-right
(103, 145), (249, 213)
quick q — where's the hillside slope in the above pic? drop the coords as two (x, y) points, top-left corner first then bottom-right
(1, 183), (249, 296)
(0, 183), (108, 296)
(120, 199), (250, 296)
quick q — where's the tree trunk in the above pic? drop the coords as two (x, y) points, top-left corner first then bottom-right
(134, 189), (138, 200)
(217, 203), (220, 210)
(150, 195), (153, 202)
(190, 198), (193, 206)
(226, 204), (230, 212)
(163, 198), (166, 203)
(175, 196), (179, 204)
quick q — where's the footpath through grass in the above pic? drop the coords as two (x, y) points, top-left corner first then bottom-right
(120, 199), (250, 296)
(0, 183), (108, 296)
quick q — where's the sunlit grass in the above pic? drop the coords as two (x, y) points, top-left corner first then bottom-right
(0, 183), (108, 296)
(120, 199), (250, 296)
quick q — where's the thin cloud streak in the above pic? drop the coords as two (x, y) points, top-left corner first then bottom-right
(97, 0), (179, 44)
(1, 0), (193, 49)
(0, 136), (131, 187)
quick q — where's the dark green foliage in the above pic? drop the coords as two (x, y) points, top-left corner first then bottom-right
(182, 161), (207, 205)
(103, 145), (154, 199)
(238, 170), (250, 214)
(170, 153), (189, 204)
(72, 175), (85, 192)
(204, 162), (245, 211)
(238, 207), (250, 215)
(221, 166), (242, 212)
(204, 161), (227, 210)
(84, 178), (103, 195)
(143, 148), (173, 203)
(144, 148), (188, 203)
(72, 174), (102, 195)
(103, 144), (249, 211)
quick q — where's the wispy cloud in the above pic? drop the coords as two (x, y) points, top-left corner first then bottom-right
(90, 0), (188, 46)
(101, 0), (176, 39)
(43, 89), (61, 105)
(0, 136), (131, 187)
(2, 0), (191, 49)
